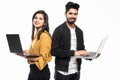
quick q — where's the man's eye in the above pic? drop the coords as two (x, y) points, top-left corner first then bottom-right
(69, 13), (73, 15)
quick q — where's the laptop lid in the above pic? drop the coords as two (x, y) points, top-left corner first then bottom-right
(96, 36), (108, 54)
(6, 34), (23, 55)
(87, 36), (109, 59)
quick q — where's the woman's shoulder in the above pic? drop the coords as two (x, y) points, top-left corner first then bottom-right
(41, 30), (51, 38)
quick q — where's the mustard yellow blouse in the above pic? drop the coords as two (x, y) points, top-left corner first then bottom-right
(28, 30), (52, 70)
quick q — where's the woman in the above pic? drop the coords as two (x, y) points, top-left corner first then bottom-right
(24, 10), (52, 80)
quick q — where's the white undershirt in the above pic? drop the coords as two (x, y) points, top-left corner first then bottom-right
(58, 27), (78, 75)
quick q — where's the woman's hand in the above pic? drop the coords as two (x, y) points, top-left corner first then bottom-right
(23, 50), (29, 54)
(23, 49), (39, 62)
(27, 57), (39, 62)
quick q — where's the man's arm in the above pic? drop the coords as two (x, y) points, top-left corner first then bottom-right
(51, 28), (74, 58)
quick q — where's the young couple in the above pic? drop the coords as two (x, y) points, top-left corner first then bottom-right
(22, 1), (100, 80)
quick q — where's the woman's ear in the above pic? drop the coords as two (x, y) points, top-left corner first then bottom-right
(43, 23), (46, 26)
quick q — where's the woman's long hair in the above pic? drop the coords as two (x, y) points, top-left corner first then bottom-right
(31, 10), (49, 40)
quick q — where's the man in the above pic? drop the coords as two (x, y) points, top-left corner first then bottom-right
(52, 2), (90, 80)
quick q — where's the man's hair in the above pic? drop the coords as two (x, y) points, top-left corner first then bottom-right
(65, 2), (80, 13)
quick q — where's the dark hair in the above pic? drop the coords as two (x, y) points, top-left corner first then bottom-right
(65, 2), (80, 13)
(31, 10), (49, 40)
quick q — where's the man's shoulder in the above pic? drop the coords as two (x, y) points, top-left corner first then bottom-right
(75, 25), (83, 32)
(55, 22), (66, 31)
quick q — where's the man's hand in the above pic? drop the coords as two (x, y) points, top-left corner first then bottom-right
(75, 50), (89, 56)
(95, 53), (101, 59)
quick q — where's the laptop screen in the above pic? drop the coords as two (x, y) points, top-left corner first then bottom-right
(6, 34), (23, 54)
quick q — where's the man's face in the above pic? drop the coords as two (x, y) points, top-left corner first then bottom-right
(65, 8), (78, 24)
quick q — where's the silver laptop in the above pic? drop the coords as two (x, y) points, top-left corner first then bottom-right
(6, 34), (39, 58)
(76, 36), (108, 59)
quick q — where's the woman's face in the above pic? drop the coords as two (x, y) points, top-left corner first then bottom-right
(33, 13), (45, 29)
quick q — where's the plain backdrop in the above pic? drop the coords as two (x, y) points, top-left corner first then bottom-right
(0, 0), (120, 80)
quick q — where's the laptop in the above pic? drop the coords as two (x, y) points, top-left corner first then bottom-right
(76, 36), (108, 59)
(6, 34), (40, 58)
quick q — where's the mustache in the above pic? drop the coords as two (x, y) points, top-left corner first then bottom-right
(69, 18), (76, 20)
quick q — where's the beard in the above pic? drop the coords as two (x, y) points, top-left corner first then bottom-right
(67, 18), (76, 24)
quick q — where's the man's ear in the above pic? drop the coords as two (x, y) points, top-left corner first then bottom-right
(64, 12), (67, 17)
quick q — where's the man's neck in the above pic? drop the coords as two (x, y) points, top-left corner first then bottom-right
(66, 21), (75, 29)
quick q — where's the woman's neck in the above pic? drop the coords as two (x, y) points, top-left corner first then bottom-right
(36, 27), (42, 32)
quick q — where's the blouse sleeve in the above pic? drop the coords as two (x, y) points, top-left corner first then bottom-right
(35, 32), (52, 70)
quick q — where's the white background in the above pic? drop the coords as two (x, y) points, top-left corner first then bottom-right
(0, 0), (120, 80)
